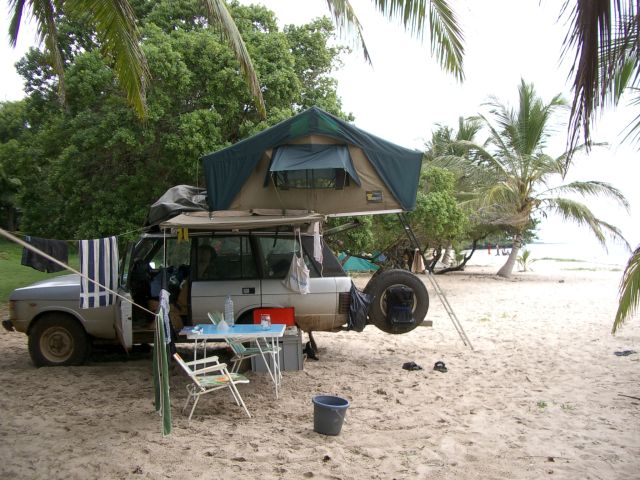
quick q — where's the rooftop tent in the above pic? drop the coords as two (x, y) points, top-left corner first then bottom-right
(200, 107), (423, 216)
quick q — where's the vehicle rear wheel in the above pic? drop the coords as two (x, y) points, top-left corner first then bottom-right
(28, 314), (90, 367)
(364, 269), (429, 334)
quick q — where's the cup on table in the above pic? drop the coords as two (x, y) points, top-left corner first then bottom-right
(260, 314), (271, 330)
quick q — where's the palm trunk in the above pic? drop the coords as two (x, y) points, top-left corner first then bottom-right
(497, 234), (522, 278)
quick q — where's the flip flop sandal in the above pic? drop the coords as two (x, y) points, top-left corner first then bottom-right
(614, 350), (637, 356)
(433, 361), (448, 373)
(402, 361), (423, 371)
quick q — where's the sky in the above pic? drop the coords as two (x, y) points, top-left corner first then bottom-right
(0, 0), (638, 259)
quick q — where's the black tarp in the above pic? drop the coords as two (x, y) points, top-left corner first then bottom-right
(146, 185), (207, 226)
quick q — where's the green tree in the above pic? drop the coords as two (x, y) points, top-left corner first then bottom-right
(0, 100), (30, 230)
(439, 80), (630, 278)
(409, 166), (467, 249)
(7, 0), (464, 118)
(3, 2), (349, 239)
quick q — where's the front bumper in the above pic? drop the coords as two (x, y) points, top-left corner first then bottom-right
(2, 319), (14, 332)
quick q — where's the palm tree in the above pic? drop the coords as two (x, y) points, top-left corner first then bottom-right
(436, 80), (630, 278)
(7, 0), (464, 119)
(561, 1), (639, 332)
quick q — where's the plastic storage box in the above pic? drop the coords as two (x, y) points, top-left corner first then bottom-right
(252, 307), (296, 326)
(252, 329), (303, 372)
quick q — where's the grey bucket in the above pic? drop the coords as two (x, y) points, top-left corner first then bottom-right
(312, 395), (350, 435)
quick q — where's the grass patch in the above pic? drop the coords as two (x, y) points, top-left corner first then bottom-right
(0, 238), (78, 303)
(536, 400), (548, 409)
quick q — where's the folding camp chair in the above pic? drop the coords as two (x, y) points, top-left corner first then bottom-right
(173, 353), (251, 421)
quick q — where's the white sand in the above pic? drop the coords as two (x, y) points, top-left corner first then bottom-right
(1, 259), (639, 479)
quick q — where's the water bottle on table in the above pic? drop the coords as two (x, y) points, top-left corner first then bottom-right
(224, 294), (234, 326)
(260, 313), (271, 330)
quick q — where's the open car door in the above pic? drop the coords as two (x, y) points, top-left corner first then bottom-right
(115, 243), (134, 351)
(115, 293), (133, 351)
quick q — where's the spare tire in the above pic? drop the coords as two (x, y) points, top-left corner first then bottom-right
(364, 269), (429, 334)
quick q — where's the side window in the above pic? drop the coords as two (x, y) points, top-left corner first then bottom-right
(148, 238), (191, 271)
(148, 238), (191, 298)
(196, 236), (257, 280)
(128, 237), (190, 303)
(257, 236), (318, 279)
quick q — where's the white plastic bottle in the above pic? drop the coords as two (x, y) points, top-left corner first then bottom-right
(224, 294), (234, 326)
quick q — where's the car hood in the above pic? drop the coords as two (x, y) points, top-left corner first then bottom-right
(10, 274), (81, 301)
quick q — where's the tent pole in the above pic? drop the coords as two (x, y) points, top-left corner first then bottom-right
(396, 213), (473, 350)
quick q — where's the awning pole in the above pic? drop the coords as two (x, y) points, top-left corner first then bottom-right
(396, 213), (473, 350)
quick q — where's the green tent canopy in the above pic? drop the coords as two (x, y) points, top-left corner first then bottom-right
(200, 107), (422, 216)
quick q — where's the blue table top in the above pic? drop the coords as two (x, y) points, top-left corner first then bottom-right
(180, 323), (286, 339)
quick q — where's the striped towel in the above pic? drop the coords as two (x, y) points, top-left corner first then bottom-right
(79, 236), (119, 309)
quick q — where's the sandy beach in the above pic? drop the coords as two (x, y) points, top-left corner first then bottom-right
(1, 256), (638, 479)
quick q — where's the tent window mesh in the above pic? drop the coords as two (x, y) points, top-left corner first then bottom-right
(274, 169), (348, 189)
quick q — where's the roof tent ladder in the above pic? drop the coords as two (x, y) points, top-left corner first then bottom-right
(396, 213), (473, 350)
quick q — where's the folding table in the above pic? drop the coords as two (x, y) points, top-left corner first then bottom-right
(180, 323), (286, 398)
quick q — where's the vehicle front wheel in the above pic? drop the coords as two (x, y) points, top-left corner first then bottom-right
(28, 314), (90, 367)
(364, 269), (429, 334)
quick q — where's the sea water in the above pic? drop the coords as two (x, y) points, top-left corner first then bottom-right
(468, 240), (632, 267)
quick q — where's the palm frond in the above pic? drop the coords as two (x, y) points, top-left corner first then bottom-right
(612, 57), (638, 102)
(513, 80), (566, 155)
(477, 112), (518, 167)
(562, 0), (639, 156)
(621, 87), (640, 144)
(429, 154), (469, 171)
(369, 0), (464, 79)
(428, 0), (464, 80)
(29, 0), (66, 105)
(612, 245), (640, 333)
(456, 115), (482, 141)
(201, 0), (266, 118)
(532, 153), (564, 179)
(545, 197), (629, 247)
(541, 181), (630, 210)
(554, 141), (604, 174)
(324, 0), (372, 64)
(66, 0), (149, 118)
(8, 0), (27, 47)
(452, 139), (509, 175)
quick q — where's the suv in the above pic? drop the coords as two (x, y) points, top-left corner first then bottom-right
(6, 228), (429, 366)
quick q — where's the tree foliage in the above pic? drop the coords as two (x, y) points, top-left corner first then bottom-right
(7, 0), (465, 120)
(408, 167), (467, 247)
(0, 1), (349, 239)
